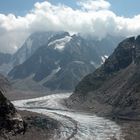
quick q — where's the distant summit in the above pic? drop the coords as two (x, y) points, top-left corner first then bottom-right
(8, 31), (122, 91)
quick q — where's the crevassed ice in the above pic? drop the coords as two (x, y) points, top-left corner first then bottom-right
(13, 93), (123, 140)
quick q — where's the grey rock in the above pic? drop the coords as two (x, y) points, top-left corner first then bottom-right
(68, 35), (140, 120)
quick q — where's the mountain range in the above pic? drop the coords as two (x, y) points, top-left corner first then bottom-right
(7, 31), (122, 91)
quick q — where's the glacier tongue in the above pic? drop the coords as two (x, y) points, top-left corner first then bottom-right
(13, 93), (123, 140)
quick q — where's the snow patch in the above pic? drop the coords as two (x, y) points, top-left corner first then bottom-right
(48, 36), (72, 51)
(90, 61), (95, 65)
(101, 55), (109, 63)
(104, 55), (108, 59)
(90, 61), (100, 68)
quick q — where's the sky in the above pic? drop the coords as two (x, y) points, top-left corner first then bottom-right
(0, 0), (140, 53)
(0, 0), (139, 17)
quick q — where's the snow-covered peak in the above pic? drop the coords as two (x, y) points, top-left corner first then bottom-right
(48, 36), (72, 51)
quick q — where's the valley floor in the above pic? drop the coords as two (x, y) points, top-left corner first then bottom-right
(3, 91), (140, 140)
(4, 89), (49, 101)
(13, 93), (123, 140)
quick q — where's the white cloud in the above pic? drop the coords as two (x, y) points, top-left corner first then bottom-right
(0, 0), (140, 53)
(0, 14), (29, 53)
(78, 0), (111, 11)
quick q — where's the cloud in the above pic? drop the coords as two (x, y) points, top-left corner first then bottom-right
(0, 14), (29, 53)
(0, 0), (140, 53)
(78, 0), (111, 11)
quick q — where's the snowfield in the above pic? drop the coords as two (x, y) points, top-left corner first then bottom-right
(13, 93), (124, 140)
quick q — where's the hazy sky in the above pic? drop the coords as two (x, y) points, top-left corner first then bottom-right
(0, 0), (140, 53)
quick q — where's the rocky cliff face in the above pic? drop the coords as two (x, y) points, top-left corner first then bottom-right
(0, 32), (58, 76)
(12, 31), (56, 66)
(0, 53), (11, 66)
(68, 35), (140, 120)
(0, 75), (25, 138)
(0, 74), (11, 91)
(0, 53), (12, 76)
(0, 91), (25, 137)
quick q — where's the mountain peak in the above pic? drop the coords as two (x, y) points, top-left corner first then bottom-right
(8, 31), (122, 91)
